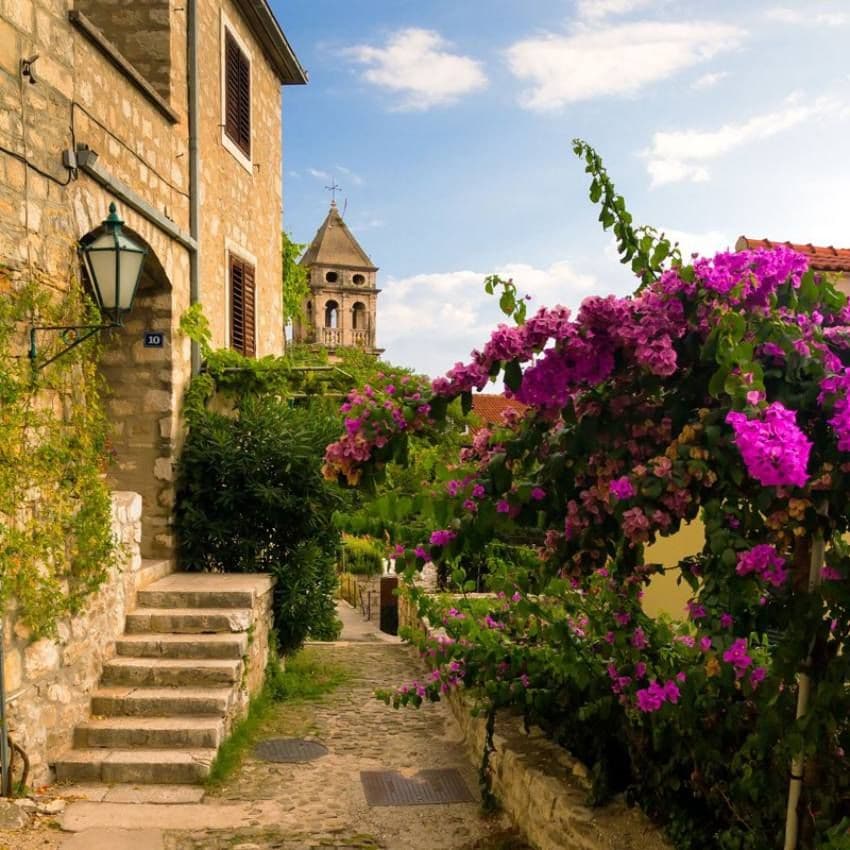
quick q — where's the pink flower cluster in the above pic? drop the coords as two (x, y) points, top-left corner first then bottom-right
(736, 544), (788, 587)
(725, 402), (812, 488)
(636, 679), (681, 712)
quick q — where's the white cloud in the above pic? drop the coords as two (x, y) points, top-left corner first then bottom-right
(378, 261), (598, 376)
(657, 227), (731, 258)
(308, 168), (332, 181)
(691, 71), (730, 90)
(342, 28), (488, 110)
(576, 0), (659, 19)
(336, 165), (364, 187)
(506, 22), (744, 110)
(645, 94), (849, 186)
(766, 7), (848, 26)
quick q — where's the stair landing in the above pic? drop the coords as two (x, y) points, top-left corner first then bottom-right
(54, 572), (273, 786)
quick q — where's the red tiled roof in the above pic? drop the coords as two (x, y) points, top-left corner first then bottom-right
(736, 236), (850, 273)
(471, 394), (527, 426)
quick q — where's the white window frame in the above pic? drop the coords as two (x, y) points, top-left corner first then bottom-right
(220, 11), (253, 175)
(224, 239), (258, 353)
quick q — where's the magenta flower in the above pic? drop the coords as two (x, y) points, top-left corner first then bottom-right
(725, 402), (811, 488)
(414, 546), (428, 559)
(530, 487), (546, 501)
(699, 636), (713, 652)
(496, 500), (511, 514)
(749, 667), (767, 688)
(610, 476), (635, 500)
(736, 545), (788, 587)
(472, 484), (486, 499)
(429, 530), (456, 546)
(720, 613), (734, 629)
(631, 627), (648, 649)
(687, 601), (707, 621)
(723, 638), (753, 677)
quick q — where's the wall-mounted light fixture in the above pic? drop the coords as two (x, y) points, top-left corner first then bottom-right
(29, 203), (147, 370)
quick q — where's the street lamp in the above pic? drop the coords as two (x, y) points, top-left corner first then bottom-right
(29, 203), (147, 370)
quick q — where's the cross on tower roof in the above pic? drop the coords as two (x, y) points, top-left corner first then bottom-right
(325, 181), (341, 204)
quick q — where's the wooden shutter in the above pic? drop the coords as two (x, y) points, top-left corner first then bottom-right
(229, 255), (256, 357)
(224, 30), (251, 158)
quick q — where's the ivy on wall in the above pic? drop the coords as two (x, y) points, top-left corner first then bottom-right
(0, 266), (115, 637)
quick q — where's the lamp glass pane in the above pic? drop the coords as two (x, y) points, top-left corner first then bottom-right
(118, 249), (145, 310)
(85, 233), (119, 309)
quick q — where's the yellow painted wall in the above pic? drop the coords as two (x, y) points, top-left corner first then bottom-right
(642, 519), (705, 619)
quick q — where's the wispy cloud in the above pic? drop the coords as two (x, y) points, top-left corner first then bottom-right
(691, 71), (730, 90)
(576, 0), (661, 20)
(336, 165), (365, 187)
(308, 168), (332, 181)
(645, 94), (850, 186)
(506, 21), (744, 111)
(766, 6), (848, 26)
(342, 28), (487, 110)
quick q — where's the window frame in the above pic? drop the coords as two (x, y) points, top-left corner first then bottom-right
(226, 248), (257, 357)
(220, 13), (253, 174)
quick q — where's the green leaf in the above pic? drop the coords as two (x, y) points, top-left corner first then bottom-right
(504, 359), (523, 392)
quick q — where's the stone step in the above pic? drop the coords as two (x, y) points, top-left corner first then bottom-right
(54, 748), (215, 784)
(74, 717), (224, 750)
(125, 608), (253, 635)
(136, 573), (273, 610)
(101, 658), (242, 688)
(116, 633), (248, 660)
(91, 686), (233, 717)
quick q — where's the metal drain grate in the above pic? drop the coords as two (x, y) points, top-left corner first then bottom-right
(360, 769), (475, 806)
(253, 738), (329, 763)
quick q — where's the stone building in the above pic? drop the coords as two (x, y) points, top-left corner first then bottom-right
(292, 201), (382, 354)
(0, 0), (306, 558)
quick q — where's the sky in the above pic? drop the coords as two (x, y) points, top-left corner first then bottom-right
(271, 0), (850, 378)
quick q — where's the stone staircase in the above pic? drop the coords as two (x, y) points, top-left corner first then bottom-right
(54, 573), (274, 785)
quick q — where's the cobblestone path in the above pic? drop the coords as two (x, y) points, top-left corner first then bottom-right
(197, 603), (523, 849)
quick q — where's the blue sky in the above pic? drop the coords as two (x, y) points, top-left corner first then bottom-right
(272, 0), (850, 377)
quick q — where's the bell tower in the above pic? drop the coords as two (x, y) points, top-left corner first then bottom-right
(293, 202), (381, 354)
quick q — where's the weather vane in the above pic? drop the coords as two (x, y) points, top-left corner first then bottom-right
(325, 181), (341, 204)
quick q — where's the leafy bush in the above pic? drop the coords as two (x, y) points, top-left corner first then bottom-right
(341, 535), (384, 575)
(176, 387), (343, 652)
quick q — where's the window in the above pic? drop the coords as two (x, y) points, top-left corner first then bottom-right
(324, 300), (339, 328)
(352, 274), (365, 285)
(224, 28), (251, 159)
(352, 302), (366, 330)
(229, 254), (256, 356)
(325, 271), (338, 283)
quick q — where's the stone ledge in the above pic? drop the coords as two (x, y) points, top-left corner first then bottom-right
(68, 10), (180, 124)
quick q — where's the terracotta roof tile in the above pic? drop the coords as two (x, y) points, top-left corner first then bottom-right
(471, 394), (527, 426)
(736, 236), (850, 273)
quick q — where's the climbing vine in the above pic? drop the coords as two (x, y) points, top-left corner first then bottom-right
(0, 266), (114, 637)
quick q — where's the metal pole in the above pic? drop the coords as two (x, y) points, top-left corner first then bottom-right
(783, 529), (826, 850)
(187, 0), (201, 376)
(0, 617), (11, 796)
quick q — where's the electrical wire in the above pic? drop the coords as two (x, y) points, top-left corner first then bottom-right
(0, 144), (73, 187)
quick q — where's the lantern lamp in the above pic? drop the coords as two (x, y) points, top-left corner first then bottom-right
(29, 203), (147, 370)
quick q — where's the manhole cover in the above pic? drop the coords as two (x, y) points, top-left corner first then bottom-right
(253, 738), (329, 763)
(360, 769), (475, 806)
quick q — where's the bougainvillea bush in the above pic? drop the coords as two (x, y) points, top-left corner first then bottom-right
(323, 148), (850, 849)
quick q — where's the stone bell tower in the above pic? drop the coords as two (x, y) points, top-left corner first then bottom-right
(293, 202), (381, 354)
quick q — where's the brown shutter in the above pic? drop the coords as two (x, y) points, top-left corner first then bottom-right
(243, 262), (256, 357)
(224, 30), (251, 158)
(230, 256), (245, 354)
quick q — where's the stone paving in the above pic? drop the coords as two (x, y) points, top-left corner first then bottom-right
(0, 603), (527, 850)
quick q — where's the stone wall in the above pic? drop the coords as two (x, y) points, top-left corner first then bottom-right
(3, 492), (173, 787)
(196, 0), (285, 357)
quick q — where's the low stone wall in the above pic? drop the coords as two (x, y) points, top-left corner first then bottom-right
(235, 577), (275, 718)
(3, 491), (173, 786)
(399, 592), (672, 850)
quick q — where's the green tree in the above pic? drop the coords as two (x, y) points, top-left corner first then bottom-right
(282, 232), (309, 327)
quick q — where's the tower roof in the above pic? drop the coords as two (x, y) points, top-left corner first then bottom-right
(299, 203), (378, 272)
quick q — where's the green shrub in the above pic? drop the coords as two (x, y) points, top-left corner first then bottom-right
(176, 393), (343, 652)
(341, 535), (384, 576)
